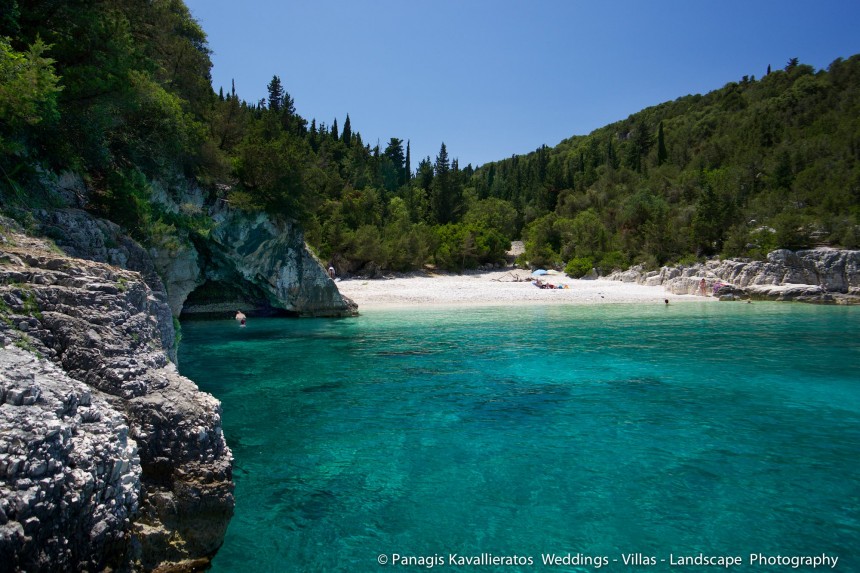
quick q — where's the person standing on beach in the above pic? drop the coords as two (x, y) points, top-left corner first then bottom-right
(699, 278), (707, 296)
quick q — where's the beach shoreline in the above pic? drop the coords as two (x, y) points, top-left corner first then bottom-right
(335, 269), (712, 310)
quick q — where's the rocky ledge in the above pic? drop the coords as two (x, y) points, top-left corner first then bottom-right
(37, 202), (357, 320)
(0, 224), (233, 571)
(609, 248), (860, 303)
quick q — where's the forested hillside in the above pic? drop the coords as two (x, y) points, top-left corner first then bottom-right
(2, 1), (859, 277)
(473, 57), (860, 275)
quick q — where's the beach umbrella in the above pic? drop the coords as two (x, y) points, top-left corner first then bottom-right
(532, 269), (548, 276)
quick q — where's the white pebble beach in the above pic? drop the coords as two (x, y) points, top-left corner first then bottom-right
(336, 269), (712, 310)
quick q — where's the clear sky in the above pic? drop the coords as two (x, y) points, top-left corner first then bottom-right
(184, 0), (860, 168)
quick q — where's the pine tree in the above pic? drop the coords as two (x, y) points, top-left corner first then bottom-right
(331, 118), (338, 140)
(384, 138), (405, 179)
(431, 142), (458, 224)
(382, 138), (405, 191)
(267, 75), (284, 112)
(417, 157), (434, 191)
(282, 91), (295, 116)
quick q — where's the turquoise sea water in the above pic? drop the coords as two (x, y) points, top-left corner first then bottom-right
(178, 303), (860, 572)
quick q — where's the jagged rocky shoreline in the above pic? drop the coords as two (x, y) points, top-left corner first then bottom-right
(2, 177), (857, 571)
(1, 169), (357, 571)
(39, 174), (357, 320)
(608, 248), (860, 304)
(0, 225), (234, 571)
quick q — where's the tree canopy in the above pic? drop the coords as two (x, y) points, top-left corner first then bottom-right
(2, 2), (859, 276)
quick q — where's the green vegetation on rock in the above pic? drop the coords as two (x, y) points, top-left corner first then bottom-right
(2, 1), (859, 277)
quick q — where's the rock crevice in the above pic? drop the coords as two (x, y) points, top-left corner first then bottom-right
(1, 224), (233, 572)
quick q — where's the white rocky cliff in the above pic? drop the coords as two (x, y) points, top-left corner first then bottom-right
(38, 203), (357, 321)
(609, 248), (860, 303)
(0, 222), (233, 572)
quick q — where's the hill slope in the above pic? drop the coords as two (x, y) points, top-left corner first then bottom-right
(469, 56), (860, 274)
(2, 3), (858, 279)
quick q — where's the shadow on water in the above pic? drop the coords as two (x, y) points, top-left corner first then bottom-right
(300, 381), (346, 394)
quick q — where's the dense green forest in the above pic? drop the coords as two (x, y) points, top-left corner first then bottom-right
(2, 1), (859, 277)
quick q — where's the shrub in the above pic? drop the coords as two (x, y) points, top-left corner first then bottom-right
(595, 251), (628, 275)
(434, 223), (508, 271)
(564, 256), (594, 278)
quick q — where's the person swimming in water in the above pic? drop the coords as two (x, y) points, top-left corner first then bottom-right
(235, 310), (246, 327)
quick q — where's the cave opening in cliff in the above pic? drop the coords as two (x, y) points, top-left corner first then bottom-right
(180, 279), (298, 318)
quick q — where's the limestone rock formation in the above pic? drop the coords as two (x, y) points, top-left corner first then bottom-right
(181, 202), (356, 316)
(0, 348), (140, 572)
(608, 248), (860, 303)
(37, 203), (357, 319)
(0, 224), (233, 571)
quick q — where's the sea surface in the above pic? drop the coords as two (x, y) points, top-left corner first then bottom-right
(178, 302), (860, 572)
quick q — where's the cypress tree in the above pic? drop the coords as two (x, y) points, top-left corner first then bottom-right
(606, 137), (618, 169)
(309, 119), (318, 151)
(331, 118), (338, 140)
(656, 121), (667, 166)
(631, 120), (652, 173)
(405, 140), (411, 180)
(342, 114), (351, 145)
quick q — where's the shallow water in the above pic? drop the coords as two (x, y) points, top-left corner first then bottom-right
(179, 302), (860, 572)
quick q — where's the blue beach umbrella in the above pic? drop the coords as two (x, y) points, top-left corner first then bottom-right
(532, 269), (548, 276)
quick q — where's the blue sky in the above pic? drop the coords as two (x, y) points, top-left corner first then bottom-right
(184, 0), (860, 168)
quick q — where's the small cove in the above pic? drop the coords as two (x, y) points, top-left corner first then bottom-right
(178, 302), (860, 571)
